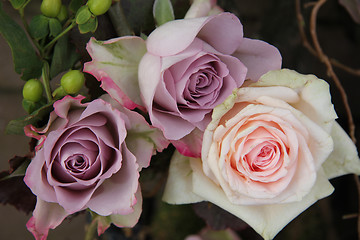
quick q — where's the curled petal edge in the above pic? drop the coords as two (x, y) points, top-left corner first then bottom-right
(26, 198), (69, 240)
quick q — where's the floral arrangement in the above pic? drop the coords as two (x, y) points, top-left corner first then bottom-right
(1, 0), (360, 239)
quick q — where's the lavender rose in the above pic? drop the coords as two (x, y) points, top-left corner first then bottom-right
(24, 95), (167, 240)
(139, 13), (282, 150)
(84, 13), (281, 157)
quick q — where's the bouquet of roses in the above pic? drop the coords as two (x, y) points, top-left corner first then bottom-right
(1, 0), (360, 239)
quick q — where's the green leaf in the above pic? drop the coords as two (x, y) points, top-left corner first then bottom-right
(151, 201), (204, 240)
(9, 0), (27, 9)
(76, 5), (92, 25)
(5, 102), (54, 135)
(22, 98), (46, 114)
(153, 0), (175, 26)
(0, 2), (42, 80)
(107, 2), (134, 36)
(70, 0), (86, 13)
(78, 16), (98, 34)
(1, 158), (31, 180)
(119, 0), (155, 35)
(49, 18), (62, 37)
(50, 34), (80, 79)
(29, 15), (50, 39)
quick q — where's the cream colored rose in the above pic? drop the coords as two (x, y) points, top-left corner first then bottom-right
(163, 69), (360, 240)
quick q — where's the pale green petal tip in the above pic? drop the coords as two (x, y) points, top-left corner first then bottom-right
(323, 122), (360, 178)
(162, 151), (204, 204)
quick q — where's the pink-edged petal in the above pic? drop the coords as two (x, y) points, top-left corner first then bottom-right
(53, 95), (86, 119)
(24, 95), (86, 151)
(84, 37), (147, 110)
(232, 38), (282, 81)
(124, 124), (168, 170)
(86, 146), (139, 216)
(147, 12), (243, 56)
(101, 94), (169, 170)
(94, 186), (143, 236)
(26, 198), (69, 240)
(24, 149), (57, 203)
(110, 186), (143, 228)
(171, 128), (204, 158)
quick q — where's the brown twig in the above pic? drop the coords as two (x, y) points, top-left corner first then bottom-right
(296, 0), (360, 238)
(310, 3), (360, 237)
(331, 59), (360, 76)
(309, 0), (356, 142)
(295, 0), (360, 77)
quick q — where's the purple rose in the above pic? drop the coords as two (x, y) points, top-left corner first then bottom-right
(24, 95), (167, 240)
(138, 13), (282, 156)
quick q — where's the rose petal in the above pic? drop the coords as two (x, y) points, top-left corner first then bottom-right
(234, 86), (335, 170)
(322, 122), (360, 178)
(254, 69), (337, 133)
(84, 37), (147, 110)
(162, 150), (204, 204)
(53, 95), (86, 120)
(190, 158), (334, 240)
(110, 186), (143, 228)
(232, 38), (282, 81)
(171, 128), (204, 158)
(138, 53), (162, 113)
(146, 13), (243, 56)
(101, 94), (169, 170)
(86, 146), (139, 216)
(24, 148), (57, 203)
(152, 109), (197, 140)
(53, 185), (95, 213)
(24, 96), (86, 151)
(26, 198), (69, 240)
(94, 187), (143, 235)
(184, 0), (220, 19)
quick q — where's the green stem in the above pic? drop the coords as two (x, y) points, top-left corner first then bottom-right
(41, 61), (53, 102)
(108, 2), (134, 36)
(19, 6), (43, 56)
(84, 218), (98, 240)
(43, 20), (76, 53)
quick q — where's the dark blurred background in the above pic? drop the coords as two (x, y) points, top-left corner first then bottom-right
(1, 0), (360, 239)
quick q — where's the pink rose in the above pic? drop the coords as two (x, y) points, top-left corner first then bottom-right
(84, 13), (281, 158)
(163, 69), (360, 239)
(24, 95), (167, 240)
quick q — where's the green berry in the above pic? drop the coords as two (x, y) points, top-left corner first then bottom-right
(60, 70), (85, 94)
(41, 0), (62, 18)
(87, 0), (112, 16)
(23, 79), (44, 102)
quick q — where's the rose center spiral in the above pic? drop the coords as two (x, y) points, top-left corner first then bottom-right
(65, 154), (89, 173)
(252, 145), (274, 171)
